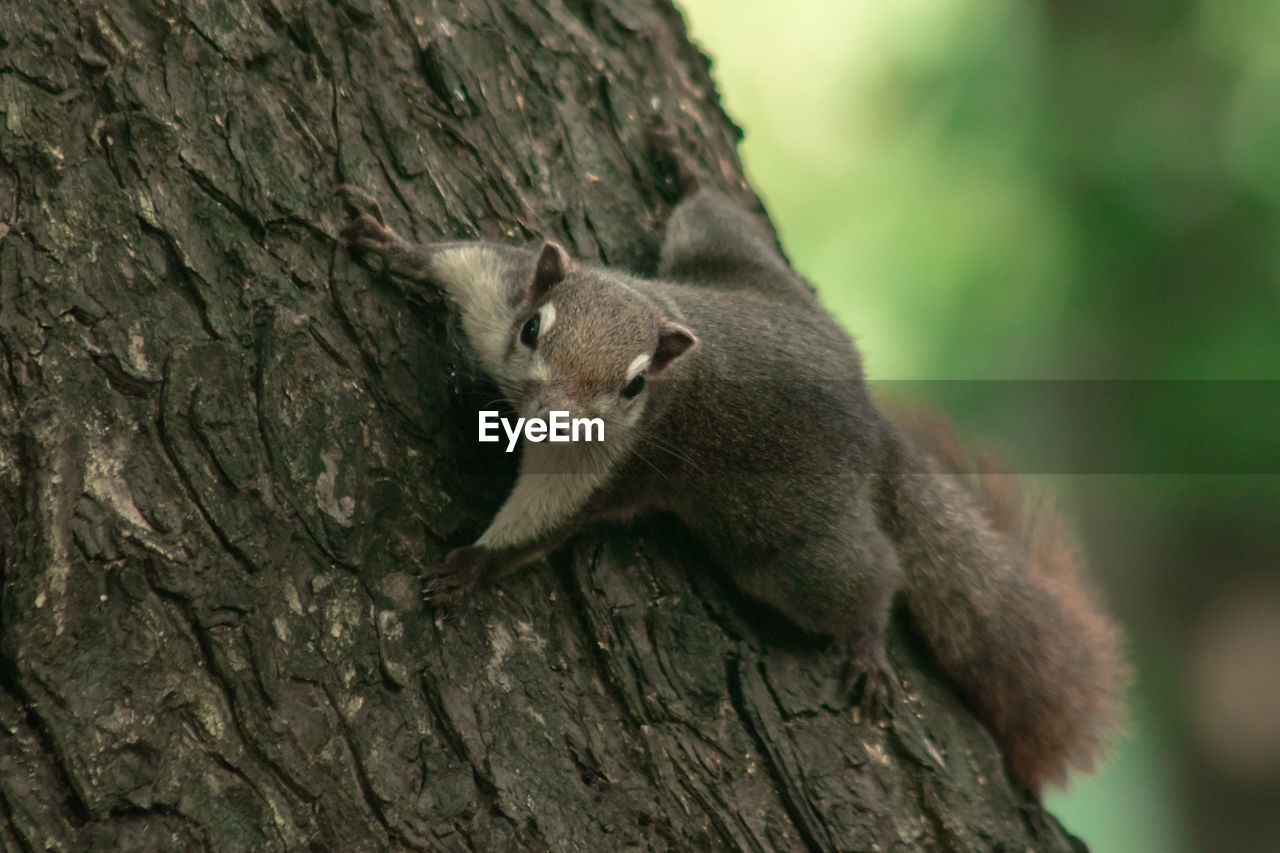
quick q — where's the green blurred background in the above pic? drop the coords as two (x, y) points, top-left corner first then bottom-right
(676, 2), (1280, 851)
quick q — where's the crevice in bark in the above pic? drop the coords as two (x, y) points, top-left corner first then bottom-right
(319, 681), (403, 846)
(727, 656), (829, 853)
(134, 217), (222, 340)
(0, 658), (92, 826)
(154, 365), (258, 577)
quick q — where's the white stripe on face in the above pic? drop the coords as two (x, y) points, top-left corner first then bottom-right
(625, 353), (651, 381)
(540, 301), (556, 335)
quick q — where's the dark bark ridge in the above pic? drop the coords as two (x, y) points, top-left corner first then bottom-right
(0, 1), (1083, 849)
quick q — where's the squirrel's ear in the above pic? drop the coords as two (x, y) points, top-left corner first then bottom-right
(652, 320), (698, 373)
(531, 240), (574, 299)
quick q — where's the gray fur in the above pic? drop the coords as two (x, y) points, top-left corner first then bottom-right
(337, 173), (1125, 795)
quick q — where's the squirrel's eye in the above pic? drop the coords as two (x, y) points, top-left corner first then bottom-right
(621, 374), (646, 399)
(520, 314), (540, 348)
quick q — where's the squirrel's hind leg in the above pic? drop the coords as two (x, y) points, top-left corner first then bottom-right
(732, 518), (903, 721)
(646, 132), (799, 295)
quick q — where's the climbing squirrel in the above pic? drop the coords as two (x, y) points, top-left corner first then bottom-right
(335, 137), (1126, 794)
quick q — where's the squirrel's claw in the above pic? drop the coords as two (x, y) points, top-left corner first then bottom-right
(841, 642), (897, 724)
(336, 191), (436, 281)
(421, 546), (482, 607)
(335, 184), (386, 224)
(339, 212), (397, 253)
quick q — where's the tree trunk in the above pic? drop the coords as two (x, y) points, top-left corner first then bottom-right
(0, 1), (1084, 849)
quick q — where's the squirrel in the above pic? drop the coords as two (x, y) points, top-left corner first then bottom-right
(335, 135), (1126, 794)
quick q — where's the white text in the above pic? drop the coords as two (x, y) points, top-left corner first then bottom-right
(478, 410), (604, 452)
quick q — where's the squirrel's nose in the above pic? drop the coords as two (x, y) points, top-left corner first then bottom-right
(542, 388), (601, 422)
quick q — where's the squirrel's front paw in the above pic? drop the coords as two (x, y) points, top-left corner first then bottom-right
(335, 184), (386, 223)
(422, 546), (484, 606)
(339, 211), (397, 254)
(841, 638), (898, 723)
(335, 185), (407, 258)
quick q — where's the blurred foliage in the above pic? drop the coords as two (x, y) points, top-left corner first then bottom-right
(678, 2), (1280, 851)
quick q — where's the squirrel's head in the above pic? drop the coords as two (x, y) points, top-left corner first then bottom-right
(500, 241), (697, 438)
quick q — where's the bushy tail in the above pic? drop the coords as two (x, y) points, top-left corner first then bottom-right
(877, 409), (1128, 793)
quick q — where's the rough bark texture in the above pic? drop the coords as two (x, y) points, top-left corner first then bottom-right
(0, 1), (1085, 850)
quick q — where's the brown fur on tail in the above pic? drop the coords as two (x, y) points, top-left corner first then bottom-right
(885, 406), (1128, 792)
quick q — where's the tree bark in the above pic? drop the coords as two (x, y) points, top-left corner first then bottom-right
(0, 1), (1084, 849)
